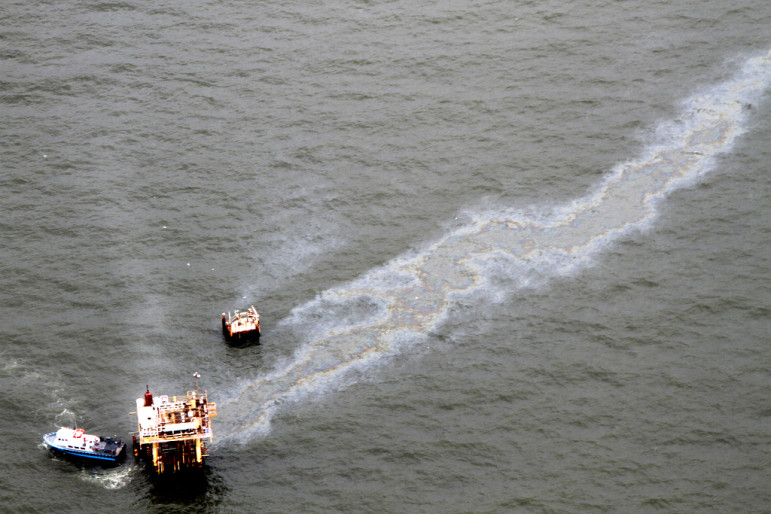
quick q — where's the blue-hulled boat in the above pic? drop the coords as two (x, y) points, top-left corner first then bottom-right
(43, 427), (126, 464)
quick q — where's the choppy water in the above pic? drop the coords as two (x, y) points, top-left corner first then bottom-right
(1, 1), (770, 512)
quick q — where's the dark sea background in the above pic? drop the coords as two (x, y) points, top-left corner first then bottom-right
(2, 1), (770, 512)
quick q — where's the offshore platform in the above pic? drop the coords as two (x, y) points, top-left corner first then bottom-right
(222, 305), (261, 343)
(132, 374), (217, 474)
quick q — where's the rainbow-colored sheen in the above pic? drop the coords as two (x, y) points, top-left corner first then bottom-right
(218, 50), (771, 444)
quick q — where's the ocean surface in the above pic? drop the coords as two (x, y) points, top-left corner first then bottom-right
(1, 1), (770, 512)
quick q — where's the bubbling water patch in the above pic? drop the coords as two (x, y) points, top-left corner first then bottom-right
(217, 50), (771, 444)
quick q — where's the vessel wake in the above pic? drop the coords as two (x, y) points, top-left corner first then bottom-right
(217, 50), (771, 444)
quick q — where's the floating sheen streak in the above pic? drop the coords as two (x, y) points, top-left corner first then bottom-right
(217, 50), (771, 443)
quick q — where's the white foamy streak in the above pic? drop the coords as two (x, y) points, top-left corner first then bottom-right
(217, 50), (771, 444)
(79, 464), (137, 490)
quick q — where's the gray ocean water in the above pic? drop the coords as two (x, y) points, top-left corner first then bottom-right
(2, 0), (771, 512)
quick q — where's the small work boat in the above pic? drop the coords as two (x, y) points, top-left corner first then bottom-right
(222, 305), (261, 343)
(43, 427), (126, 464)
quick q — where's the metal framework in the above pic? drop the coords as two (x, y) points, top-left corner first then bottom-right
(132, 386), (217, 474)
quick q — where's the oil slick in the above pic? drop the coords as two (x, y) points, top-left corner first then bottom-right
(218, 50), (771, 444)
